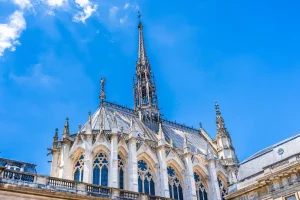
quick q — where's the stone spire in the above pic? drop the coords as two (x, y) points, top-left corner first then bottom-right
(158, 122), (166, 146)
(86, 111), (92, 134)
(215, 102), (230, 138)
(133, 12), (160, 132)
(215, 102), (238, 166)
(62, 117), (70, 139)
(111, 112), (118, 134)
(100, 78), (106, 106)
(53, 128), (58, 142)
(183, 134), (190, 153)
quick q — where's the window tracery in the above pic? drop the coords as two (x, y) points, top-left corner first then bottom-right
(194, 172), (208, 200)
(93, 152), (109, 186)
(73, 154), (84, 182)
(218, 177), (228, 200)
(118, 154), (124, 189)
(167, 166), (183, 200)
(138, 160), (155, 195)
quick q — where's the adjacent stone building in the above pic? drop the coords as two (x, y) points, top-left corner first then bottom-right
(0, 17), (299, 200)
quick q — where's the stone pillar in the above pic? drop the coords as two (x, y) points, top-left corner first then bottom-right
(207, 154), (222, 200)
(83, 135), (93, 183)
(109, 134), (119, 188)
(50, 149), (59, 177)
(127, 137), (138, 192)
(61, 140), (72, 180)
(183, 153), (197, 200)
(157, 145), (170, 197)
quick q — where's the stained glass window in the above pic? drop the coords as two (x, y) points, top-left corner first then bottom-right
(93, 152), (109, 186)
(138, 160), (155, 195)
(218, 177), (227, 200)
(194, 172), (208, 200)
(73, 154), (84, 182)
(118, 154), (125, 189)
(167, 166), (183, 200)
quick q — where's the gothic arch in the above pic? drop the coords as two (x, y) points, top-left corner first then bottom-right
(137, 155), (157, 195)
(167, 162), (184, 200)
(71, 147), (85, 163)
(92, 150), (109, 186)
(118, 151), (127, 190)
(166, 150), (185, 171)
(91, 144), (110, 157)
(72, 149), (85, 182)
(193, 168), (209, 200)
(217, 171), (228, 200)
(137, 143), (158, 167)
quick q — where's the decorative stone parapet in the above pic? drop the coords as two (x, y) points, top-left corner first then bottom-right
(0, 168), (171, 200)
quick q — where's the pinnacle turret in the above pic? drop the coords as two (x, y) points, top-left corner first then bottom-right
(62, 117), (70, 139)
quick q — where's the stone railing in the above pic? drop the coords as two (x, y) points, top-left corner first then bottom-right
(0, 168), (171, 200)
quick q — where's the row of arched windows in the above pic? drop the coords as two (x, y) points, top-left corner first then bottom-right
(73, 153), (227, 200)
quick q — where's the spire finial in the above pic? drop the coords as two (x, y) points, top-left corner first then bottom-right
(100, 78), (106, 106)
(138, 11), (141, 23)
(199, 122), (203, 129)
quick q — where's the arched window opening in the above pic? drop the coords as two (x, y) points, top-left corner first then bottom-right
(118, 154), (125, 189)
(194, 172), (208, 200)
(73, 154), (84, 182)
(142, 86), (148, 104)
(138, 160), (155, 195)
(218, 177), (228, 200)
(167, 166), (183, 200)
(93, 152), (109, 186)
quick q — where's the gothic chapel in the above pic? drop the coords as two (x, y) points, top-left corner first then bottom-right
(49, 17), (239, 200)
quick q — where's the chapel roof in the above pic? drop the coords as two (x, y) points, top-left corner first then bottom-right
(77, 101), (216, 154)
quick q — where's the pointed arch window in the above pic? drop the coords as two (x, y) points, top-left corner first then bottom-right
(167, 166), (183, 200)
(73, 154), (84, 182)
(137, 160), (155, 195)
(118, 154), (124, 189)
(93, 152), (109, 186)
(218, 177), (228, 200)
(194, 172), (208, 200)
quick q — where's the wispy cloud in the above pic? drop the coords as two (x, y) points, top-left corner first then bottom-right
(46, 0), (67, 7)
(0, 11), (26, 57)
(13, 0), (32, 9)
(10, 64), (59, 87)
(109, 6), (119, 21)
(73, 0), (98, 23)
(124, 2), (129, 10)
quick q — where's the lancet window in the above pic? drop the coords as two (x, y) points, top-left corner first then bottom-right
(194, 172), (208, 200)
(118, 154), (124, 189)
(137, 160), (155, 195)
(93, 152), (109, 186)
(218, 177), (228, 200)
(73, 154), (84, 182)
(167, 166), (183, 200)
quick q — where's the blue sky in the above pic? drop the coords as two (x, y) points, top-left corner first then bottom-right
(0, 0), (299, 175)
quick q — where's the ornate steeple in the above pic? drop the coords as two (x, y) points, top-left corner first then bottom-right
(215, 102), (238, 166)
(133, 12), (160, 132)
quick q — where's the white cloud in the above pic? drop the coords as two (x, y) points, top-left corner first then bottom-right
(120, 14), (128, 24)
(0, 11), (26, 57)
(13, 0), (32, 9)
(10, 64), (59, 87)
(109, 6), (119, 21)
(73, 0), (97, 23)
(46, 0), (67, 7)
(124, 3), (129, 9)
